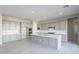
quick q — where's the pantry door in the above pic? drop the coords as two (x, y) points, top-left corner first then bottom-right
(21, 22), (29, 39)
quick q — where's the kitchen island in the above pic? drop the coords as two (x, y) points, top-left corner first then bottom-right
(30, 33), (62, 50)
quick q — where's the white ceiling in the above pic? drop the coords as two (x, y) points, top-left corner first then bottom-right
(0, 5), (79, 21)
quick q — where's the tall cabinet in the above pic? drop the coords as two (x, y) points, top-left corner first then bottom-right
(68, 17), (79, 44)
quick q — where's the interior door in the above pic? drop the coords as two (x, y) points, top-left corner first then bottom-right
(73, 21), (78, 42)
(21, 22), (28, 39)
(73, 20), (79, 43)
(68, 17), (79, 43)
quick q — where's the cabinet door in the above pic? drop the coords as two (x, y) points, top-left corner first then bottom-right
(48, 38), (57, 49)
(42, 37), (49, 46)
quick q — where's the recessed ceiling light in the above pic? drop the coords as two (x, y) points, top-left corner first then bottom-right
(32, 11), (35, 13)
(59, 12), (63, 15)
(63, 5), (69, 8)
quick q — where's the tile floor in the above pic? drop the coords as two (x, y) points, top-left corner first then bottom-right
(0, 39), (79, 54)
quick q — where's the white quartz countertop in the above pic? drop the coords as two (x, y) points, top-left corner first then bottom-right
(37, 30), (67, 34)
(31, 33), (62, 39)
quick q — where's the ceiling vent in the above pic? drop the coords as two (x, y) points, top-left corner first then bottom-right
(63, 5), (69, 8)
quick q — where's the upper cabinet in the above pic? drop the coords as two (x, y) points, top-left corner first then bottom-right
(38, 20), (67, 31)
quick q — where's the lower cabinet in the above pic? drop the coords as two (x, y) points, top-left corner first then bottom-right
(30, 35), (50, 46)
(48, 38), (57, 48)
(41, 37), (49, 46)
(30, 35), (60, 49)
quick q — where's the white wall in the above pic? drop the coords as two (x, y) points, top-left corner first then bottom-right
(3, 16), (31, 23)
(0, 14), (2, 44)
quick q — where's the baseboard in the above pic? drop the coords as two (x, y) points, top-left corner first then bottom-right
(3, 39), (21, 44)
